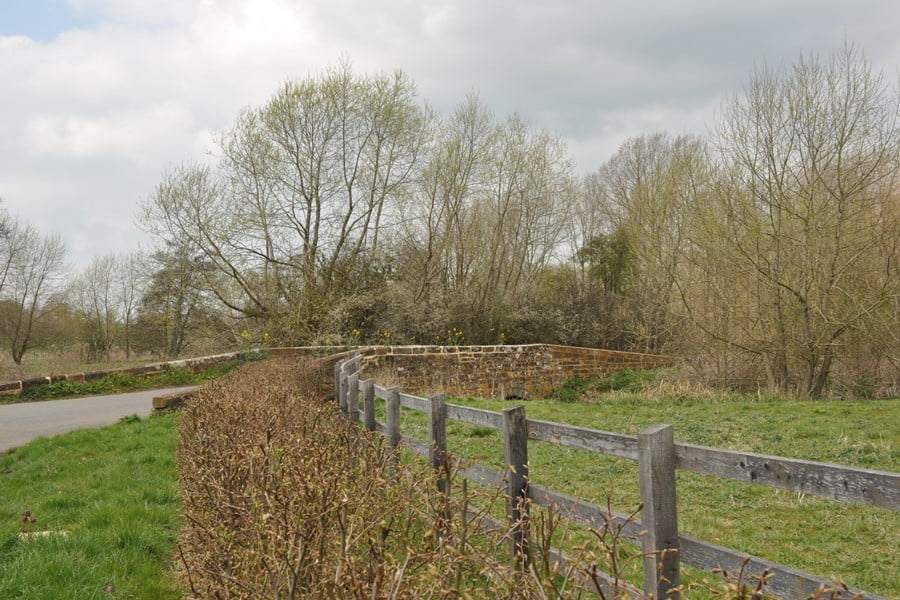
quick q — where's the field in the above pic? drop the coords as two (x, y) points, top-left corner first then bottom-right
(378, 378), (900, 597)
(0, 413), (182, 599)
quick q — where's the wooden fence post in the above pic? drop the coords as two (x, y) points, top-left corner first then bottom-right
(347, 373), (359, 423)
(638, 424), (680, 599)
(503, 405), (529, 568)
(334, 361), (342, 409)
(428, 393), (448, 496)
(338, 370), (349, 416)
(362, 379), (376, 431)
(386, 387), (401, 452)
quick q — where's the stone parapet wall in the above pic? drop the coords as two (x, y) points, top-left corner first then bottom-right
(0, 346), (347, 397)
(354, 344), (669, 399)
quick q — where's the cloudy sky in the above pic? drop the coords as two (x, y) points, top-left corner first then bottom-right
(1, 0), (898, 269)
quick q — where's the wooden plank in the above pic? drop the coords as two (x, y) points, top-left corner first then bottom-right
(503, 405), (530, 568)
(341, 354), (361, 375)
(362, 379), (376, 432)
(399, 392), (428, 412)
(527, 419), (639, 460)
(678, 536), (885, 600)
(373, 384), (388, 399)
(674, 443), (900, 510)
(445, 403), (503, 429)
(374, 421), (388, 437)
(639, 424), (680, 599)
(473, 510), (641, 599)
(458, 463), (506, 488)
(347, 373), (359, 423)
(400, 434), (429, 458)
(386, 387), (400, 451)
(527, 483), (643, 543)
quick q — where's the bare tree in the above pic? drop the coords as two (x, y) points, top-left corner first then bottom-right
(581, 133), (711, 352)
(71, 255), (117, 360)
(393, 97), (577, 343)
(117, 251), (148, 359)
(141, 61), (431, 342)
(0, 217), (66, 364)
(685, 45), (900, 396)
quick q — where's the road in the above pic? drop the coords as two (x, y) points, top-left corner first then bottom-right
(0, 386), (199, 455)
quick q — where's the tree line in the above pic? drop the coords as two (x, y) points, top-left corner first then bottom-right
(4, 47), (898, 397)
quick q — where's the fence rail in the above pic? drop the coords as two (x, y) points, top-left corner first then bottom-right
(335, 355), (896, 600)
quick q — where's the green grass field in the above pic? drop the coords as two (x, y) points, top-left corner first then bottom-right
(379, 379), (900, 597)
(0, 413), (182, 599)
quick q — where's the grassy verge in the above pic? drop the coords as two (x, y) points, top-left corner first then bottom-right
(375, 373), (900, 597)
(0, 413), (182, 599)
(1, 352), (265, 405)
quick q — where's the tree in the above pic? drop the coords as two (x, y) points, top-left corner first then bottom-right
(393, 96), (576, 343)
(140, 61), (431, 343)
(581, 133), (711, 352)
(70, 252), (149, 360)
(133, 246), (220, 358)
(684, 45), (900, 396)
(117, 251), (147, 359)
(0, 217), (66, 364)
(71, 255), (117, 360)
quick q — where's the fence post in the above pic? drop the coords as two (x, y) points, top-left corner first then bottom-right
(339, 370), (348, 416)
(428, 393), (448, 496)
(502, 405), (529, 568)
(638, 424), (680, 599)
(362, 379), (376, 431)
(386, 387), (401, 452)
(347, 373), (359, 423)
(334, 361), (342, 408)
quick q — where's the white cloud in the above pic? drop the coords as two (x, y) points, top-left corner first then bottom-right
(0, 0), (897, 268)
(24, 102), (195, 162)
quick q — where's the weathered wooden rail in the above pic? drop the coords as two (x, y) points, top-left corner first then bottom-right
(334, 355), (898, 599)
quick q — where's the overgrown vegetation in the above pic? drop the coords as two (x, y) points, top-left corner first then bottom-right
(3, 351), (265, 404)
(0, 413), (182, 598)
(555, 369), (656, 402)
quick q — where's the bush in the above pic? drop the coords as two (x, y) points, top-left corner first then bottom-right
(553, 369), (655, 402)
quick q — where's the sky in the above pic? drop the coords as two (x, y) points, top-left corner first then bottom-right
(1, 0), (898, 270)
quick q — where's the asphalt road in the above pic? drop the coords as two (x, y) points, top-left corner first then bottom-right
(0, 386), (199, 455)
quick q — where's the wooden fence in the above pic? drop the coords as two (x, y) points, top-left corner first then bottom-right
(334, 355), (898, 600)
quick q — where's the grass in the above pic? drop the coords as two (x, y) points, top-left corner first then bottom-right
(1, 352), (265, 405)
(370, 372), (900, 597)
(0, 412), (182, 599)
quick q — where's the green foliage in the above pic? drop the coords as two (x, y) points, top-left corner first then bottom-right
(554, 376), (592, 403)
(554, 369), (655, 402)
(592, 368), (655, 393)
(577, 229), (634, 295)
(0, 413), (182, 598)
